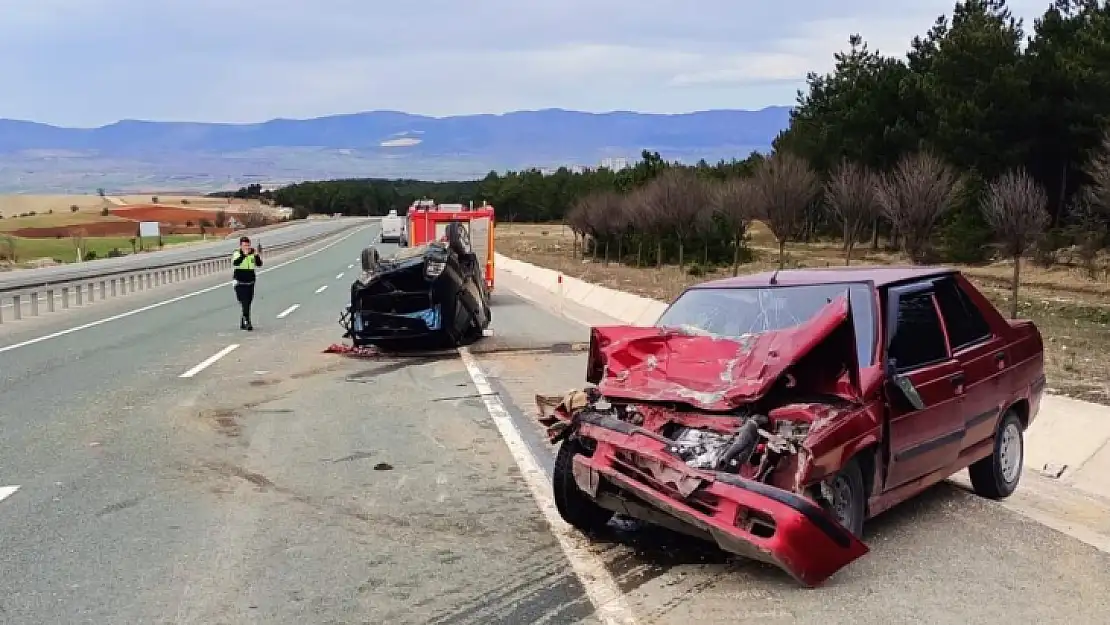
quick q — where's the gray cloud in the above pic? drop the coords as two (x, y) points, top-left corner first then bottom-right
(0, 1), (1050, 125)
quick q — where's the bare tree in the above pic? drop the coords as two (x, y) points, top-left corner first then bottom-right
(825, 160), (879, 265)
(241, 208), (269, 229)
(875, 152), (962, 264)
(69, 227), (88, 262)
(1077, 128), (1110, 275)
(567, 191), (621, 261)
(712, 177), (757, 275)
(641, 168), (708, 267)
(622, 186), (653, 266)
(752, 152), (821, 269)
(982, 169), (1049, 318)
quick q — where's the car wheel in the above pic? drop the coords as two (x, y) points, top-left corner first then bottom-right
(360, 246), (380, 273)
(969, 410), (1023, 500)
(820, 457), (866, 537)
(553, 437), (613, 535)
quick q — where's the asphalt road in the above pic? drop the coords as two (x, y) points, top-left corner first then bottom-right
(1, 223), (1109, 624)
(0, 217), (364, 291)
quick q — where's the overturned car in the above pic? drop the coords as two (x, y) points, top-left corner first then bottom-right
(341, 221), (491, 349)
(537, 267), (1044, 586)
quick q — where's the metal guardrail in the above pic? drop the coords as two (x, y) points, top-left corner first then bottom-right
(0, 220), (367, 324)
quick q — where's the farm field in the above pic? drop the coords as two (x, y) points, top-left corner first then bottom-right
(496, 222), (1110, 406)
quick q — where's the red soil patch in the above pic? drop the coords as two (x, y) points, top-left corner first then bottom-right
(109, 205), (232, 224)
(12, 223), (233, 238)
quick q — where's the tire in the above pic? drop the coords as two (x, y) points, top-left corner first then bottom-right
(445, 221), (469, 256)
(360, 246), (380, 273)
(821, 457), (867, 538)
(553, 438), (613, 535)
(969, 410), (1023, 500)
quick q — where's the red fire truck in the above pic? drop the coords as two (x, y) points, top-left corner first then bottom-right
(406, 199), (496, 291)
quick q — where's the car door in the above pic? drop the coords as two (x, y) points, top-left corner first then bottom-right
(931, 275), (1005, 452)
(882, 281), (966, 490)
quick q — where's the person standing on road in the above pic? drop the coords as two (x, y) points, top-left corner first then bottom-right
(232, 236), (262, 331)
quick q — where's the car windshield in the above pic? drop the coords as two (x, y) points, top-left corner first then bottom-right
(656, 282), (876, 365)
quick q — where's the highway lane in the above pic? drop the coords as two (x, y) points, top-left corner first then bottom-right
(0, 217), (366, 291)
(3, 225), (1109, 624)
(0, 223), (601, 624)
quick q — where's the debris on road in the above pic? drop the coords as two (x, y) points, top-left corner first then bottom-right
(324, 343), (381, 358)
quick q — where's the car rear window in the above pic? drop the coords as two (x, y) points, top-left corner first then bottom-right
(656, 283), (876, 365)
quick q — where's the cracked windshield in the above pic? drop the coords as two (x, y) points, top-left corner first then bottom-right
(1, 0), (1108, 623)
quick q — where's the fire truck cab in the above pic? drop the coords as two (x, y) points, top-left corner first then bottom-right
(406, 199), (496, 291)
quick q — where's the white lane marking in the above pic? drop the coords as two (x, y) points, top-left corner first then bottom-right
(457, 347), (638, 625)
(315, 285), (328, 294)
(347, 264), (354, 269)
(180, 344), (239, 378)
(0, 485), (20, 503)
(336, 272), (344, 279)
(0, 226), (370, 354)
(276, 304), (300, 318)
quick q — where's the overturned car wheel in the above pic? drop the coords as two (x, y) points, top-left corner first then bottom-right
(553, 438), (613, 535)
(360, 246), (381, 273)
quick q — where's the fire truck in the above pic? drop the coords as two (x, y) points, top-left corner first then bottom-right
(406, 199), (496, 291)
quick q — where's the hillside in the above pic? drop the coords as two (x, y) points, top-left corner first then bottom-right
(0, 107), (791, 192)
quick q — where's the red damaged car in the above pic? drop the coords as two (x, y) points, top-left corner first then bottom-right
(537, 267), (1045, 586)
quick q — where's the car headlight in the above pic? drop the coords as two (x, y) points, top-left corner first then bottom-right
(425, 260), (446, 278)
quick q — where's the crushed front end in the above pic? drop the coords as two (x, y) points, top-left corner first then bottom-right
(537, 303), (872, 587)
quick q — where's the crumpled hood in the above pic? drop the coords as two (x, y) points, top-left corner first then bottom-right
(588, 295), (858, 411)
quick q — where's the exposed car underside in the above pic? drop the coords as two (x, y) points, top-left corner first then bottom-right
(536, 295), (873, 586)
(341, 223), (491, 349)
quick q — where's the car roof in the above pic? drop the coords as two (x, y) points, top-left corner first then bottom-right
(692, 265), (957, 290)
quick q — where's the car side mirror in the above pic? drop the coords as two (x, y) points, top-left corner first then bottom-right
(885, 357), (926, 411)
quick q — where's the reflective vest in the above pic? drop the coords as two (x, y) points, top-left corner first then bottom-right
(235, 251), (256, 270)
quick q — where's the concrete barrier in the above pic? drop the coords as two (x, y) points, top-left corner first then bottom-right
(495, 252), (1110, 491)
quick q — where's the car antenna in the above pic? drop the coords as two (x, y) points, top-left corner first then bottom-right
(769, 269), (779, 285)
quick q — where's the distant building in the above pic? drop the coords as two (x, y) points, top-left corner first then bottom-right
(600, 157), (630, 171)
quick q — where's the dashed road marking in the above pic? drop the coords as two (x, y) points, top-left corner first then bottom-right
(0, 485), (19, 503)
(336, 272), (344, 279)
(276, 304), (300, 318)
(457, 347), (638, 625)
(180, 344), (240, 378)
(315, 285), (328, 294)
(0, 225), (371, 355)
(347, 264), (354, 269)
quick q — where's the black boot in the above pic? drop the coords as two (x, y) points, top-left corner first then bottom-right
(245, 316), (254, 331)
(240, 316), (247, 330)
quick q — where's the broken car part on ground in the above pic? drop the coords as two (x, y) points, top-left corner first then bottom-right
(537, 267), (1045, 587)
(341, 221), (491, 349)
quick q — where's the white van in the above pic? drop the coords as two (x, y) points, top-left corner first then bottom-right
(380, 209), (407, 245)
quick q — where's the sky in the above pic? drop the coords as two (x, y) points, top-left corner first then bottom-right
(0, 0), (1050, 127)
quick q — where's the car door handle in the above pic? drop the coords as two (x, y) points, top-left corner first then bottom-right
(995, 351), (1007, 366)
(951, 373), (966, 387)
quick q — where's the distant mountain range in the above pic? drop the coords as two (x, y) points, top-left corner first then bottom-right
(0, 107), (792, 193)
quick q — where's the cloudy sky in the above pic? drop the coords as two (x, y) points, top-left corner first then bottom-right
(0, 0), (1049, 127)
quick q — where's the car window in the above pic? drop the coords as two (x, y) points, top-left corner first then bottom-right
(655, 283), (876, 365)
(932, 278), (992, 350)
(888, 290), (948, 370)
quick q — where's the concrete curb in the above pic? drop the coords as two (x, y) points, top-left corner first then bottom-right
(494, 252), (1110, 499)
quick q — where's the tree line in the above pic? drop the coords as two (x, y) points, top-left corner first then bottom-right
(256, 0), (1110, 310)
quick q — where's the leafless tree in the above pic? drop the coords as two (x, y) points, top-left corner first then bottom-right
(622, 186), (653, 266)
(69, 227), (88, 262)
(1076, 128), (1110, 275)
(982, 169), (1049, 318)
(641, 168), (709, 267)
(596, 191), (628, 265)
(825, 160), (880, 265)
(241, 208), (269, 229)
(751, 151), (821, 269)
(567, 191), (622, 261)
(712, 177), (758, 275)
(875, 152), (962, 264)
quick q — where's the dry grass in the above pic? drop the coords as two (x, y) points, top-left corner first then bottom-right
(0, 194), (111, 219)
(496, 222), (1110, 405)
(0, 211), (129, 233)
(116, 194), (267, 211)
